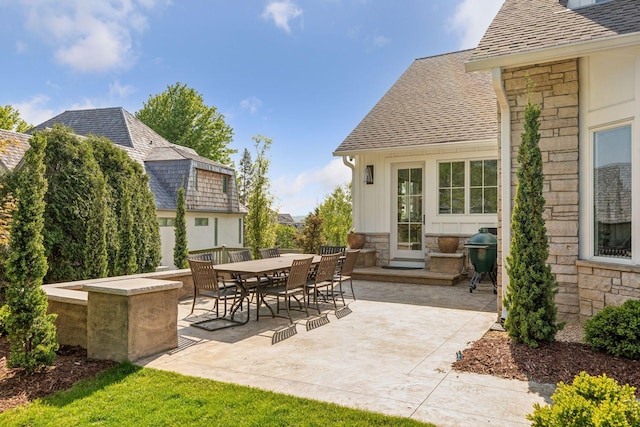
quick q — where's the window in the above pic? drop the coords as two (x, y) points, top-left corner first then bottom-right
(439, 161), (465, 214)
(567, 0), (610, 9)
(438, 160), (497, 215)
(593, 125), (631, 259)
(470, 160), (498, 214)
(222, 176), (228, 194)
(195, 218), (209, 226)
(158, 218), (175, 227)
(214, 218), (219, 246)
(238, 218), (242, 244)
(194, 169), (199, 191)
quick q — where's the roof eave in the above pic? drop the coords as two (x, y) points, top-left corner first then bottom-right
(466, 32), (640, 72)
(333, 138), (497, 158)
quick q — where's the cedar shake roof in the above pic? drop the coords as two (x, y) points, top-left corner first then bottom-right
(469, 0), (640, 65)
(0, 129), (31, 171)
(334, 50), (497, 155)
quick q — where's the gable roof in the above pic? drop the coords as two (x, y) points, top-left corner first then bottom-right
(467, 0), (640, 71)
(0, 129), (31, 171)
(334, 50), (497, 155)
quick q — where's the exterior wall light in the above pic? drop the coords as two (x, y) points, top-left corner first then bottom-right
(364, 165), (374, 185)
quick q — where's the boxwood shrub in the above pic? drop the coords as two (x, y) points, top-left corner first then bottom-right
(585, 299), (640, 360)
(528, 372), (640, 426)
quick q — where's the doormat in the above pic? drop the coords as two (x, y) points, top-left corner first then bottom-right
(381, 266), (422, 270)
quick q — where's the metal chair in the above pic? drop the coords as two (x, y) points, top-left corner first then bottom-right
(306, 253), (341, 314)
(259, 247), (281, 259)
(318, 245), (346, 255)
(187, 259), (248, 330)
(259, 256), (312, 324)
(334, 249), (359, 301)
(228, 249), (252, 263)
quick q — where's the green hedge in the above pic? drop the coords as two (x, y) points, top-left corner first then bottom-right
(585, 299), (640, 360)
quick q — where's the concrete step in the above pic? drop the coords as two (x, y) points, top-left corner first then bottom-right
(352, 266), (465, 286)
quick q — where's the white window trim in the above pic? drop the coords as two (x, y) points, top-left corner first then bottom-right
(436, 158), (498, 216)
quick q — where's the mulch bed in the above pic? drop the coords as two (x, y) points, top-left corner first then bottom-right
(0, 336), (116, 414)
(453, 330), (640, 389)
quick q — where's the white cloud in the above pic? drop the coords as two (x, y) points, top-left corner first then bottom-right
(16, 0), (168, 73)
(272, 158), (352, 215)
(109, 81), (136, 98)
(240, 96), (263, 114)
(15, 40), (28, 54)
(449, 0), (505, 49)
(13, 95), (54, 126)
(262, 0), (303, 34)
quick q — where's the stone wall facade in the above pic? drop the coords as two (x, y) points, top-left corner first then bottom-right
(577, 260), (640, 322)
(499, 59), (580, 321)
(363, 232), (390, 266)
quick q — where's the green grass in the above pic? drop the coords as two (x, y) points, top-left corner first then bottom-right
(0, 363), (435, 426)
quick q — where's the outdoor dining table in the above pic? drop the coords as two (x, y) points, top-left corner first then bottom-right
(215, 254), (322, 321)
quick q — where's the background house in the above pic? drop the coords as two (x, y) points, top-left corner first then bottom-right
(26, 107), (246, 268)
(334, 50), (498, 268)
(466, 0), (640, 321)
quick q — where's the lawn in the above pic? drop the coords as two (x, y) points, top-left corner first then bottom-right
(0, 363), (434, 426)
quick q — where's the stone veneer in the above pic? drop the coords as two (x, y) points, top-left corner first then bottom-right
(499, 59), (580, 321)
(362, 233), (390, 266)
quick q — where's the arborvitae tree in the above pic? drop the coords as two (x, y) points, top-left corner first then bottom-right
(41, 125), (108, 283)
(90, 135), (160, 275)
(238, 148), (253, 206)
(4, 131), (58, 372)
(245, 135), (277, 259)
(298, 209), (326, 254)
(83, 181), (109, 279)
(317, 184), (352, 246)
(504, 100), (561, 348)
(115, 187), (137, 275)
(173, 185), (188, 269)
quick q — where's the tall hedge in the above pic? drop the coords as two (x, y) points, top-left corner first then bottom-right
(504, 100), (561, 348)
(4, 131), (58, 371)
(173, 185), (188, 269)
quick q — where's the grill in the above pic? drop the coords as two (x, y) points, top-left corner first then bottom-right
(465, 228), (497, 293)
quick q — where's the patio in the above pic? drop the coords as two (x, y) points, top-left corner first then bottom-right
(138, 279), (555, 427)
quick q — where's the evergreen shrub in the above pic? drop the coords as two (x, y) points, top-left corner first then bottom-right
(528, 372), (640, 426)
(585, 299), (640, 360)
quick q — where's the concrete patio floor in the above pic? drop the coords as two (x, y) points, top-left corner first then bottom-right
(138, 280), (555, 427)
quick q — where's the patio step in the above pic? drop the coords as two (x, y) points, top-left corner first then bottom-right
(352, 267), (464, 286)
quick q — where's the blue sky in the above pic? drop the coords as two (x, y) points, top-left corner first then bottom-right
(0, 0), (504, 216)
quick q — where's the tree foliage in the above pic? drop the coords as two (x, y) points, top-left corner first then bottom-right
(115, 187), (137, 276)
(297, 208), (326, 254)
(4, 131), (58, 372)
(0, 105), (31, 133)
(504, 100), (561, 348)
(275, 224), (299, 249)
(173, 185), (188, 269)
(317, 184), (352, 246)
(136, 82), (235, 165)
(244, 135), (277, 259)
(237, 148), (253, 206)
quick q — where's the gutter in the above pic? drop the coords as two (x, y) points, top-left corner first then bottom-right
(342, 156), (357, 230)
(492, 67), (510, 321)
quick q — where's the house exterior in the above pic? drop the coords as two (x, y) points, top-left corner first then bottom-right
(466, 0), (640, 321)
(334, 50), (498, 267)
(25, 107), (246, 268)
(0, 129), (31, 173)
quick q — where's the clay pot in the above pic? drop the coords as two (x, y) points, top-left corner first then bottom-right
(437, 235), (459, 253)
(347, 233), (366, 249)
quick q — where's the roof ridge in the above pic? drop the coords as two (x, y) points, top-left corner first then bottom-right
(414, 48), (474, 62)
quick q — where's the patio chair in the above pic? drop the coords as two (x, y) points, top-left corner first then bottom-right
(259, 247), (281, 259)
(228, 249), (252, 263)
(259, 256), (312, 324)
(334, 249), (359, 301)
(187, 259), (248, 330)
(187, 252), (214, 263)
(318, 245), (346, 255)
(305, 253), (341, 315)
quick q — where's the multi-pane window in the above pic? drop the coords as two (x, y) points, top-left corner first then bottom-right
(195, 218), (209, 226)
(158, 218), (175, 227)
(594, 125), (631, 259)
(438, 160), (497, 215)
(438, 161), (465, 214)
(470, 160), (498, 214)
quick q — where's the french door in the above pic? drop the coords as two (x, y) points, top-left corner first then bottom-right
(392, 164), (424, 260)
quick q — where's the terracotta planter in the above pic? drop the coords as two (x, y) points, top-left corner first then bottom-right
(347, 233), (366, 249)
(437, 235), (459, 253)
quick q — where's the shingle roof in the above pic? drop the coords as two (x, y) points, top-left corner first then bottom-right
(334, 50), (497, 154)
(0, 129), (31, 171)
(470, 0), (640, 64)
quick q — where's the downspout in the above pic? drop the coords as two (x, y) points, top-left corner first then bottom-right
(492, 67), (511, 321)
(342, 156), (356, 229)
